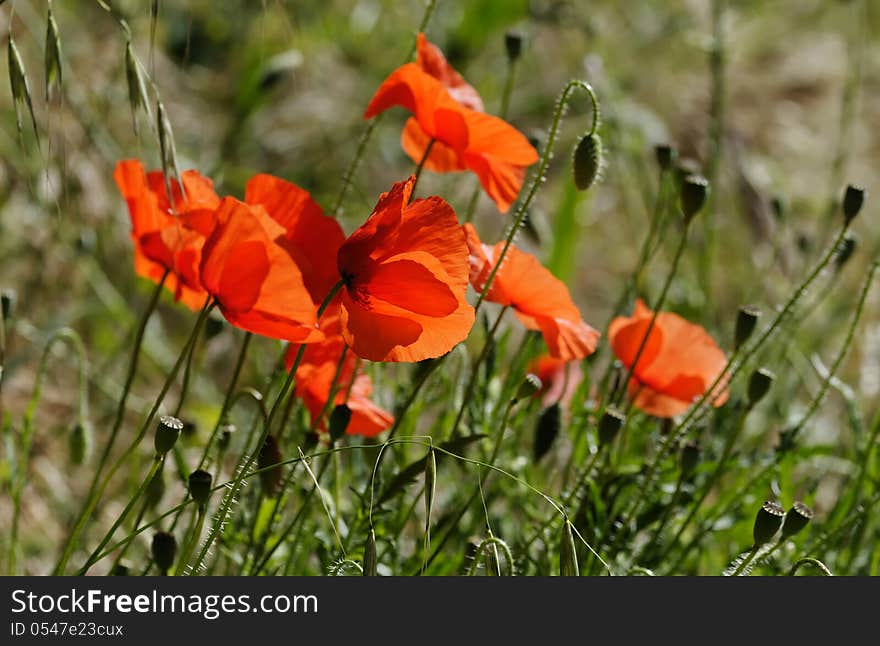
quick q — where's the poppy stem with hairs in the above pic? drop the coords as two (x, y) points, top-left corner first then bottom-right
(71, 270), (168, 554)
(474, 79), (600, 317)
(331, 0), (438, 216)
(54, 295), (214, 575)
(187, 279), (344, 575)
(409, 138), (436, 199)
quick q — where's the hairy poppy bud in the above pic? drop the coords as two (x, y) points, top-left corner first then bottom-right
(680, 174), (709, 224)
(328, 404), (352, 443)
(258, 434), (283, 496)
(68, 421), (91, 465)
(1, 288), (16, 320)
(835, 233), (858, 270)
(515, 373), (542, 402)
(559, 521), (579, 576)
(735, 305), (761, 350)
(598, 408), (625, 446)
(781, 501), (814, 539)
(363, 528), (377, 576)
(154, 415), (183, 455)
(533, 403), (561, 462)
(747, 368), (775, 407)
(187, 469), (213, 507)
(204, 313), (224, 340)
(144, 468), (166, 510)
(504, 30), (524, 62)
(573, 132), (603, 191)
(151, 531), (177, 575)
(654, 144), (676, 171)
(753, 501), (785, 546)
(680, 441), (700, 479)
(842, 184), (865, 224)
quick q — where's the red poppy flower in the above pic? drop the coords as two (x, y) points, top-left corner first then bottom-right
(285, 315), (394, 438)
(415, 33), (484, 112)
(608, 299), (729, 418)
(528, 354), (583, 408)
(364, 47), (538, 213)
(463, 223), (599, 361)
(336, 176), (474, 362)
(199, 196), (323, 343)
(113, 159), (220, 309)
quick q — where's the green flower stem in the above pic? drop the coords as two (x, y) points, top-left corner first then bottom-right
(731, 544), (759, 576)
(787, 557), (833, 577)
(174, 505), (207, 576)
(55, 297), (213, 575)
(409, 138), (436, 199)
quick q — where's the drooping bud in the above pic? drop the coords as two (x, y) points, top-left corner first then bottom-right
(328, 404), (352, 443)
(187, 469), (213, 508)
(598, 408), (625, 446)
(154, 415), (183, 455)
(515, 373), (542, 402)
(504, 30), (524, 62)
(835, 233), (858, 270)
(572, 131), (603, 191)
(559, 521), (579, 576)
(533, 403), (561, 462)
(363, 528), (377, 576)
(654, 144), (676, 172)
(747, 368), (775, 408)
(753, 501), (785, 546)
(203, 313), (224, 340)
(842, 184), (865, 224)
(151, 531), (177, 575)
(258, 434), (283, 496)
(781, 501), (814, 539)
(734, 305), (761, 350)
(680, 174), (709, 224)
(68, 421), (91, 465)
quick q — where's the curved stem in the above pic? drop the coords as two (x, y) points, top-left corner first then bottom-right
(787, 557), (833, 577)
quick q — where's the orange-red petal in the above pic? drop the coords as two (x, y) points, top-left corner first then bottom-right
(415, 32), (484, 112)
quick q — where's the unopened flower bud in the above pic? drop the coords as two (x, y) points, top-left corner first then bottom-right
(598, 408), (625, 446)
(781, 501), (814, 539)
(204, 314), (224, 340)
(842, 184), (865, 224)
(1, 288), (16, 320)
(151, 531), (177, 575)
(654, 144), (676, 171)
(258, 434), (283, 496)
(573, 132), (603, 191)
(753, 501), (785, 545)
(68, 421), (91, 466)
(328, 404), (352, 443)
(680, 441), (700, 478)
(504, 30), (524, 62)
(187, 469), (213, 507)
(734, 305), (761, 350)
(681, 174), (709, 223)
(154, 415), (182, 455)
(111, 564), (129, 576)
(533, 403), (561, 462)
(515, 373), (542, 401)
(835, 233), (858, 270)
(144, 468), (166, 510)
(770, 195), (786, 221)
(747, 368), (775, 407)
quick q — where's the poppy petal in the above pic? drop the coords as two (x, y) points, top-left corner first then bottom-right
(339, 290), (423, 361)
(415, 32), (484, 112)
(401, 118), (465, 173)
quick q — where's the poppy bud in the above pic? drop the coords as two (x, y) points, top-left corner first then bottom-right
(680, 441), (700, 479)
(504, 30), (524, 62)
(753, 501), (785, 546)
(842, 184), (865, 224)
(781, 501), (814, 539)
(328, 404), (352, 443)
(363, 528), (377, 576)
(258, 434), (283, 496)
(151, 531), (177, 575)
(572, 131), (603, 191)
(144, 468), (166, 510)
(654, 144), (676, 171)
(1, 288), (16, 321)
(187, 469), (213, 508)
(154, 415), (183, 455)
(68, 421), (91, 465)
(680, 174), (709, 224)
(747, 368), (775, 407)
(598, 408), (625, 446)
(533, 403), (561, 462)
(734, 305), (761, 350)
(834, 233), (858, 270)
(515, 373), (542, 402)
(110, 564), (129, 576)
(203, 313), (224, 340)
(559, 521), (579, 576)
(218, 423), (236, 453)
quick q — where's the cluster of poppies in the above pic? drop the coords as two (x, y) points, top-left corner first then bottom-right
(114, 34), (728, 438)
